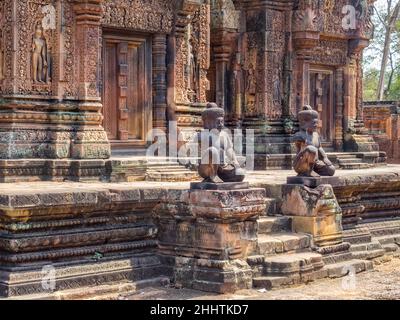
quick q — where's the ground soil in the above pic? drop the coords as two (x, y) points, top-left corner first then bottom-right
(124, 258), (400, 300)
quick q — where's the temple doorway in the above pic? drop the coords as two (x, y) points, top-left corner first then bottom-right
(102, 32), (152, 148)
(309, 68), (335, 146)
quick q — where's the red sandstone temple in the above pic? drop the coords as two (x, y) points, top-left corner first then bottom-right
(0, 0), (398, 300)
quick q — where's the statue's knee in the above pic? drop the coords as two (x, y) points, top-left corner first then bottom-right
(304, 145), (318, 155)
(202, 147), (220, 165)
(327, 165), (336, 176)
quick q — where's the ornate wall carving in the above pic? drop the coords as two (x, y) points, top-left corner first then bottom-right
(312, 39), (349, 66)
(101, 0), (175, 34)
(175, 3), (210, 105)
(0, 1), (4, 87)
(15, 0), (58, 96)
(211, 0), (239, 30)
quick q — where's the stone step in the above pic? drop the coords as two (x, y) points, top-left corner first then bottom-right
(322, 252), (353, 265)
(323, 259), (373, 278)
(257, 216), (292, 234)
(145, 173), (199, 182)
(349, 241), (383, 252)
(352, 249), (386, 260)
(257, 233), (311, 255)
(336, 154), (360, 159)
(374, 234), (400, 245)
(147, 167), (192, 173)
(382, 243), (400, 253)
(253, 276), (299, 290)
(263, 252), (324, 276)
(252, 259), (373, 290)
(340, 163), (372, 170)
(7, 277), (170, 300)
(338, 158), (363, 164)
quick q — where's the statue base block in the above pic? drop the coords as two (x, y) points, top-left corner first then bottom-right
(155, 187), (266, 293)
(287, 176), (322, 188)
(190, 181), (249, 190)
(281, 184), (343, 247)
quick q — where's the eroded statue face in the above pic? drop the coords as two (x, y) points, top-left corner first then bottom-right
(302, 116), (319, 134)
(204, 116), (224, 132)
(299, 110), (319, 134)
(35, 28), (43, 38)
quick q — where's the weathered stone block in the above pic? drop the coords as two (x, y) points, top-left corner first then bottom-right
(281, 184), (343, 246)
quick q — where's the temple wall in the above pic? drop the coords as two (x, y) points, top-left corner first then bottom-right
(363, 101), (400, 162)
(0, 0), (378, 170)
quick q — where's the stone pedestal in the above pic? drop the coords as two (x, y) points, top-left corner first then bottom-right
(155, 185), (266, 293)
(281, 184), (343, 247)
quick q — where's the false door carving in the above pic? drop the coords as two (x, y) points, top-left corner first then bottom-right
(309, 68), (335, 145)
(102, 34), (152, 146)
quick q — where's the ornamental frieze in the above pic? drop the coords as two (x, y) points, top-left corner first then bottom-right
(101, 0), (175, 34)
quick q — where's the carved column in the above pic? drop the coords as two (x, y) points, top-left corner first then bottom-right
(172, 0), (206, 137)
(71, 0), (110, 159)
(153, 34), (168, 131)
(335, 68), (344, 151)
(233, 0), (296, 168)
(73, 0), (102, 104)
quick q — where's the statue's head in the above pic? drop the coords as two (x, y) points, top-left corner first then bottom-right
(298, 105), (319, 133)
(202, 103), (225, 132)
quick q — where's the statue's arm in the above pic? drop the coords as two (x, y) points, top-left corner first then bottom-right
(224, 135), (241, 167)
(318, 146), (333, 166)
(292, 133), (305, 153)
(42, 41), (48, 66)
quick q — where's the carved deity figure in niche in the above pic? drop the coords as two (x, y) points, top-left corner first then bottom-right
(292, 105), (335, 177)
(187, 38), (198, 94)
(273, 71), (281, 107)
(245, 64), (257, 114)
(196, 103), (245, 183)
(32, 23), (49, 84)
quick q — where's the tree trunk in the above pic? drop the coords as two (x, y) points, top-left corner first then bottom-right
(376, 1), (400, 100)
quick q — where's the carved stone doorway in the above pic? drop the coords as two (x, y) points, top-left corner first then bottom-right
(102, 32), (152, 149)
(309, 68), (335, 147)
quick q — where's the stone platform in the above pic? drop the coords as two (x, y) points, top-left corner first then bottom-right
(1, 166), (400, 298)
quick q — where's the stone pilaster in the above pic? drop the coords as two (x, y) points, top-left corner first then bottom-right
(153, 34), (168, 131)
(0, 0), (110, 181)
